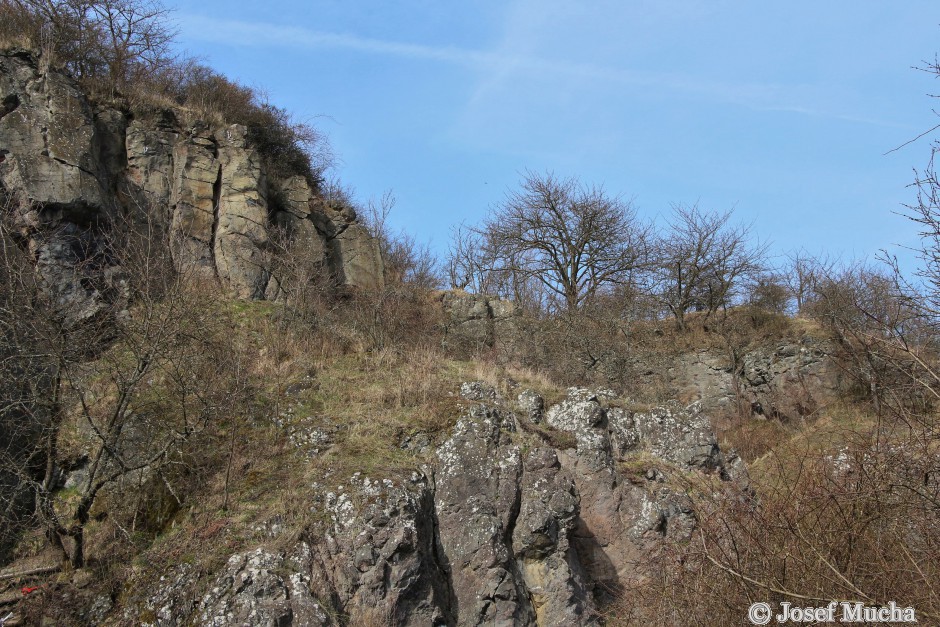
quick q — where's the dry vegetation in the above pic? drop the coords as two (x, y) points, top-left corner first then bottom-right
(3, 2), (940, 624)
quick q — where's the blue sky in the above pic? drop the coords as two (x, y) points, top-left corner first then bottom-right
(168, 1), (940, 269)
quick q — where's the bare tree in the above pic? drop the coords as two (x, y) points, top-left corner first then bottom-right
(652, 204), (765, 329)
(475, 171), (650, 312)
(746, 271), (790, 314)
(901, 148), (940, 321)
(781, 248), (835, 314)
(0, 208), (235, 568)
(363, 190), (441, 289)
(446, 222), (539, 304)
(446, 223), (484, 292)
(9, 0), (175, 90)
(89, 0), (175, 89)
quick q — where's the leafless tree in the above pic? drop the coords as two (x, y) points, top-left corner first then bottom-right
(652, 204), (766, 329)
(747, 271), (790, 314)
(470, 171), (650, 312)
(446, 223), (491, 292)
(9, 0), (176, 90)
(781, 248), (836, 314)
(364, 190), (440, 289)
(900, 148), (940, 322)
(89, 0), (175, 89)
(0, 207), (235, 568)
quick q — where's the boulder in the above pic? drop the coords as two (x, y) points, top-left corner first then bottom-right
(517, 389), (545, 423)
(439, 291), (518, 352)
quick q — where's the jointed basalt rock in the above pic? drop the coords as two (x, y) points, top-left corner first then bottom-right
(0, 49), (384, 309)
(112, 383), (741, 626)
(311, 471), (454, 626)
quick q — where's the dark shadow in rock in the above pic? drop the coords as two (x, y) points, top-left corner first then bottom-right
(571, 516), (621, 606)
(430, 491), (459, 626)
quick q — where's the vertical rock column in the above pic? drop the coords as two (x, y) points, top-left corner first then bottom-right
(214, 124), (270, 299)
(169, 125), (221, 280)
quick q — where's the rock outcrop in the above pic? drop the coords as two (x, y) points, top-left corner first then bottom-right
(0, 50), (120, 321)
(439, 291), (518, 353)
(197, 546), (330, 627)
(311, 472), (454, 625)
(114, 383), (742, 626)
(0, 49), (384, 311)
(673, 337), (842, 421)
(0, 48), (386, 577)
(434, 404), (593, 626)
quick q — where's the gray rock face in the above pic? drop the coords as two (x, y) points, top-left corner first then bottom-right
(513, 448), (593, 626)
(125, 112), (179, 215)
(434, 404), (596, 626)
(544, 389), (732, 602)
(0, 50), (111, 220)
(167, 124), (219, 277)
(265, 176), (330, 299)
(439, 291), (518, 352)
(197, 546), (330, 627)
(126, 563), (201, 626)
(620, 401), (723, 472)
(0, 50), (387, 580)
(741, 339), (842, 420)
(435, 406), (536, 626)
(311, 471), (454, 626)
(0, 49), (384, 306)
(673, 338), (842, 422)
(326, 218), (384, 291)
(214, 125), (270, 299)
(0, 51), (117, 321)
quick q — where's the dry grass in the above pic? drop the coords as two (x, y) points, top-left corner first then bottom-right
(608, 396), (940, 626)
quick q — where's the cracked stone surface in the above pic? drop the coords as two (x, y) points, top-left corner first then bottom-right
(0, 49), (384, 308)
(197, 545), (330, 627)
(311, 471), (454, 626)
(109, 383), (747, 626)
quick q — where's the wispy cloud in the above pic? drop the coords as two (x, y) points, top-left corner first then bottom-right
(178, 14), (499, 66)
(178, 13), (900, 128)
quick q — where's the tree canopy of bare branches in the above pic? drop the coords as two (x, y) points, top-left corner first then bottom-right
(652, 204), (766, 328)
(8, 0), (176, 90)
(464, 171), (651, 312)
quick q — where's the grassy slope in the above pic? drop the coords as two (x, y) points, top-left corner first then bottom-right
(6, 298), (905, 624)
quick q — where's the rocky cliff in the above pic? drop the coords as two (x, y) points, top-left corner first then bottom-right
(0, 49), (384, 316)
(0, 47), (385, 576)
(112, 384), (742, 627)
